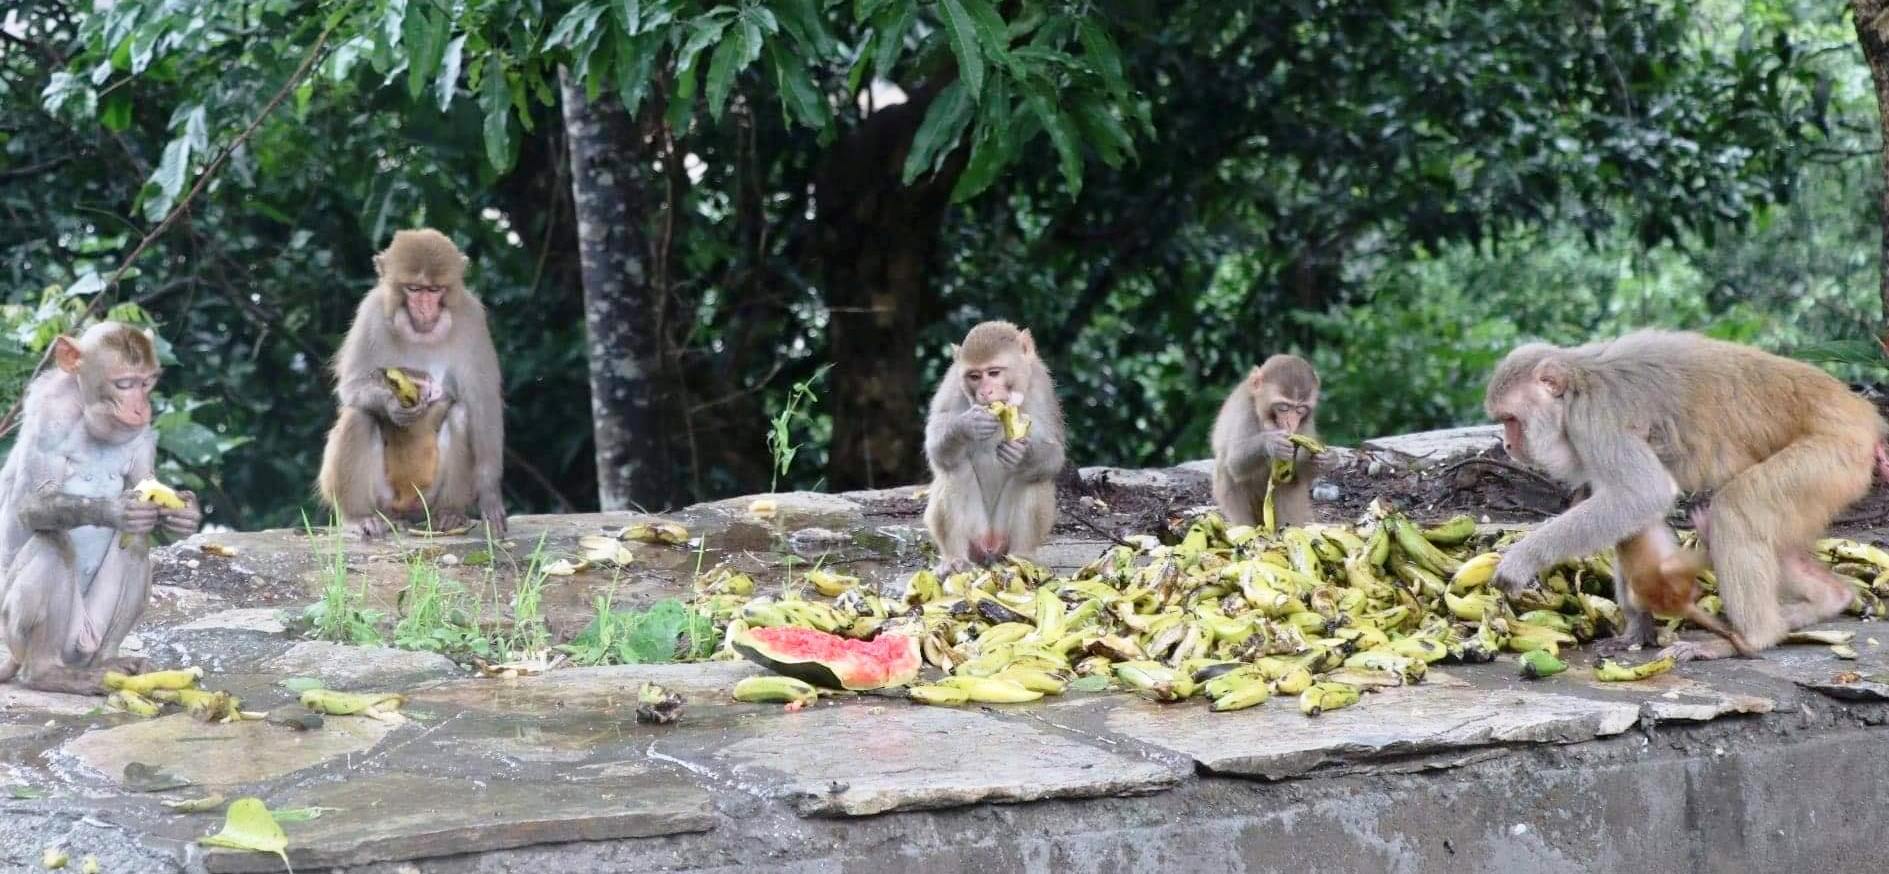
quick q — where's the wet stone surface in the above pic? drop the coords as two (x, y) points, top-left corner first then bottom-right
(3, 454), (1887, 871)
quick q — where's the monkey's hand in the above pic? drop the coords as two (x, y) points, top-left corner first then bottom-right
(954, 406), (1002, 443)
(1256, 429), (1297, 460)
(995, 439), (1028, 467)
(111, 491), (160, 536)
(161, 491), (202, 537)
(480, 492), (509, 537)
(1493, 548), (1545, 595)
(385, 394), (426, 428)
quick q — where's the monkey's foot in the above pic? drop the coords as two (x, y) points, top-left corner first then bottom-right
(98, 655), (149, 674)
(427, 511), (470, 532)
(353, 517), (392, 539)
(1660, 638), (1740, 662)
(933, 558), (973, 577)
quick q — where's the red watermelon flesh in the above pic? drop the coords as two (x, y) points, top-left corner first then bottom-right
(732, 626), (921, 691)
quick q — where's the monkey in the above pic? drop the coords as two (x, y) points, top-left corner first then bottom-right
(1210, 355), (1321, 528)
(923, 321), (1066, 575)
(1485, 330), (1882, 660)
(0, 323), (202, 693)
(318, 229), (507, 538)
(1609, 513), (1755, 658)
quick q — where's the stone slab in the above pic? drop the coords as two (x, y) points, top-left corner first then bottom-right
(62, 713), (395, 788)
(409, 662), (765, 714)
(204, 771), (714, 873)
(0, 686), (100, 717)
(264, 641), (461, 689)
(1087, 684), (1639, 780)
(1568, 673), (1775, 723)
(650, 700), (1184, 817)
(1362, 425), (1502, 466)
(177, 608), (289, 634)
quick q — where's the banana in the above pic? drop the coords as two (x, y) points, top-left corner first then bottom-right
(1450, 552), (1500, 592)
(1421, 515), (1476, 547)
(1203, 665), (1268, 699)
(804, 569), (858, 598)
(1820, 538), (1889, 570)
(384, 367), (423, 407)
(102, 667), (202, 694)
(1518, 649), (1567, 679)
(1594, 657), (1675, 682)
(107, 689), (161, 718)
(1344, 650), (1425, 683)
(1273, 665), (1316, 695)
(300, 689), (407, 721)
(1298, 681), (1362, 716)
(908, 685), (971, 706)
(1112, 660), (1196, 702)
(622, 521), (690, 545)
(1785, 629), (1854, 646)
(996, 667), (1070, 695)
(1444, 590), (1497, 623)
(1209, 674), (1273, 712)
(1388, 636), (1449, 664)
(733, 676), (821, 705)
(976, 622), (1036, 650)
(939, 675), (1043, 703)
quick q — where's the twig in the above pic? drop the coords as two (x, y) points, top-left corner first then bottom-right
(0, 8), (349, 440)
(1440, 454), (1565, 493)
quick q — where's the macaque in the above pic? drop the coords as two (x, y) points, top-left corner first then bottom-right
(0, 323), (202, 693)
(1611, 515), (1754, 658)
(924, 321), (1066, 574)
(1210, 355), (1320, 527)
(318, 229), (507, 538)
(1486, 330), (1881, 660)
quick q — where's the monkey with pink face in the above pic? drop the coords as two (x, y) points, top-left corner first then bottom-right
(0, 323), (202, 692)
(923, 321), (1066, 574)
(1486, 330), (1883, 660)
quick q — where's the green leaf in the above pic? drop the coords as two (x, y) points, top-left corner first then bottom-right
(403, 4), (447, 99)
(101, 92), (133, 132)
(959, 0), (1010, 68)
(434, 34), (466, 112)
(768, 41), (828, 130)
(1076, 19), (1127, 98)
(775, 0), (833, 57)
(855, 0), (895, 19)
(704, 27), (749, 121)
(480, 67), (514, 171)
(614, 0), (642, 34)
(937, 0), (984, 97)
(143, 133), (193, 222)
(157, 411), (219, 467)
(668, 64), (698, 134)
(616, 30), (663, 115)
(198, 798), (289, 868)
(901, 80), (973, 183)
(40, 72), (96, 119)
(1071, 96), (1133, 167)
(548, 2), (608, 49)
(1027, 88), (1082, 196)
(675, 17), (730, 76)
(868, 3), (914, 81)
(950, 115), (1010, 201)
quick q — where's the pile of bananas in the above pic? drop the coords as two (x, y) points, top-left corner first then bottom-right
(693, 501), (1889, 718)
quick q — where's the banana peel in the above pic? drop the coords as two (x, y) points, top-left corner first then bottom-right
(987, 401), (1031, 441)
(102, 667), (202, 695)
(299, 689), (407, 723)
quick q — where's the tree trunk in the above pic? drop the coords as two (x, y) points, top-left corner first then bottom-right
(816, 89), (963, 491)
(1854, 0), (1889, 346)
(559, 70), (674, 510)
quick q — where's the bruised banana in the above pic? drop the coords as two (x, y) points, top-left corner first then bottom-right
(1298, 681), (1362, 716)
(803, 569), (858, 598)
(1594, 657), (1675, 682)
(107, 689), (162, 718)
(1209, 674), (1273, 712)
(908, 684), (971, 706)
(102, 666), (202, 694)
(384, 367), (423, 408)
(987, 401), (1032, 441)
(938, 675), (1042, 703)
(733, 676), (820, 705)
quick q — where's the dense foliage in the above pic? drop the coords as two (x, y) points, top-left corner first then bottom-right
(0, 0), (1882, 527)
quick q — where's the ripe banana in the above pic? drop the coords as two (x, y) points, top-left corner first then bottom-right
(939, 675), (1043, 703)
(1209, 674), (1273, 712)
(908, 684), (971, 706)
(1594, 656), (1675, 682)
(733, 676), (820, 705)
(986, 401), (1032, 441)
(1298, 681), (1362, 716)
(803, 569), (858, 598)
(384, 367), (422, 407)
(102, 666), (202, 694)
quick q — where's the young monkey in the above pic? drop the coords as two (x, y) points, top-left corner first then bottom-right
(1211, 354), (1321, 527)
(1612, 514), (1754, 657)
(923, 321), (1067, 574)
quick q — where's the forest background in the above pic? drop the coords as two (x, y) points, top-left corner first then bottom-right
(7, 0), (1889, 529)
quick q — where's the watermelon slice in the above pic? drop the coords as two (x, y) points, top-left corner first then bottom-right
(732, 626), (921, 691)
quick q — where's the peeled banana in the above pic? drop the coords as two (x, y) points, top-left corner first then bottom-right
(384, 367), (422, 408)
(987, 401), (1032, 441)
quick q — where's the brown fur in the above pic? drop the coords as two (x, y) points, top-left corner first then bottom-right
(1614, 524), (1754, 657)
(924, 321), (1065, 573)
(1487, 330), (1881, 659)
(318, 229), (506, 537)
(1211, 354), (1321, 527)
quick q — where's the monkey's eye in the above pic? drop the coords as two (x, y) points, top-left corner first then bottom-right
(1271, 403), (1292, 415)
(112, 378), (141, 391)
(404, 284), (443, 296)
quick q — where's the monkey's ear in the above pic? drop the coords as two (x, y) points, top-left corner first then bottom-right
(1016, 329), (1037, 356)
(459, 253), (469, 271)
(947, 343), (960, 360)
(1246, 366), (1267, 388)
(373, 253), (388, 279)
(1535, 359), (1569, 398)
(51, 336), (82, 374)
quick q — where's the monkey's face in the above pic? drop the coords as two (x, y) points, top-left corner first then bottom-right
(402, 283), (447, 334)
(961, 350), (1028, 405)
(84, 361), (159, 441)
(1490, 382), (1572, 475)
(1254, 386), (1315, 434)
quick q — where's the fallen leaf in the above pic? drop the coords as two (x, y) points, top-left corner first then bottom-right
(198, 797), (289, 868)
